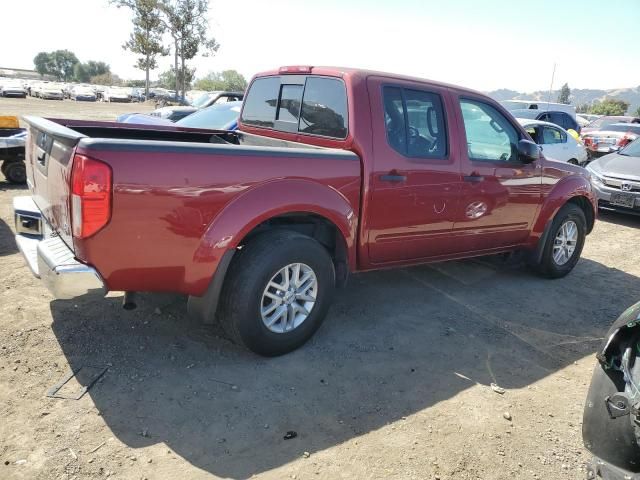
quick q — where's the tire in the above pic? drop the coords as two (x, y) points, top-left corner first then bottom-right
(4, 162), (27, 184)
(218, 230), (336, 356)
(568, 158), (578, 165)
(530, 203), (586, 278)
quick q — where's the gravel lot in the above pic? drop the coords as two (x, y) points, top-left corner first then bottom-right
(1, 97), (639, 480)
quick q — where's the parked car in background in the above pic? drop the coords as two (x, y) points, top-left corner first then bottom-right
(70, 85), (97, 102)
(581, 115), (640, 135)
(103, 87), (131, 103)
(501, 99), (577, 118)
(118, 101), (242, 130)
(518, 119), (587, 165)
(151, 91), (244, 120)
(583, 301), (640, 480)
(510, 109), (581, 133)
(0, 80), (27, 98)
(582, 123), (640, 159)
(587, 137), (640, 215)
(577, 113), (601, 125)
(13, 66), (596, 356)
(130, 88), (145, 102)
(39, 83), (64, 100)
(0, 126), (26, 184)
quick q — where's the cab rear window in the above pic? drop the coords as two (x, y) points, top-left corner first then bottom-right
(241, 76), (348, 139)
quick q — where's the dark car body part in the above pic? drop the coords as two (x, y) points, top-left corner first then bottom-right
(0, 129), (27, 183)
(583, 302), (640, 479)
(510, 108), (581, 133)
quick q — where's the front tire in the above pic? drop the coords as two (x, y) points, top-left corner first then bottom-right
(530, 203), (586, 278)
(218, 230), (335, 356)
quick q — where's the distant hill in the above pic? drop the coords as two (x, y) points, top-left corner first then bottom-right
(487, 86), (640, 115)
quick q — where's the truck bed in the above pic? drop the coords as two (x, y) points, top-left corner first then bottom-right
(23, 116), (361, 296)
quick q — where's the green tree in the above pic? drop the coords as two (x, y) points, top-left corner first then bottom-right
(33, 52), (55, 78)
(51, 50), (80, 81)
(576, 103), (591, 114)
(112, 0), (167, 97)
(73, 63), (90, 83)
(84, 61), (111, 78)
(125, 79), (147, 87)
(157, 68), (194, 90)
(90, 72), (121, 86)
(194, 70), (247, 91)
(591, 98), (630, 116)
(159, 0), (219, 100)
(633, 106), (640, 117)
(557, 83), (571, 104)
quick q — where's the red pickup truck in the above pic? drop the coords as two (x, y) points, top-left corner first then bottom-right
(14, 66), (596, 356)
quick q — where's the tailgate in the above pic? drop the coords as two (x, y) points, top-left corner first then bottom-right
(23, 116), (86, 251)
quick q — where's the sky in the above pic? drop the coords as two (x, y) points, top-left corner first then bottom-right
(3, 0), (640, 92)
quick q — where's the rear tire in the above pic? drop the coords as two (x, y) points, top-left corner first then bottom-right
(530, 203), (586, 278)
(218, 230), (335, 356)
(568, 158), (578, 165)
(3, 162), (27, 184)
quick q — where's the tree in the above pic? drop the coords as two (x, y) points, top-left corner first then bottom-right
(33, 52), (55, 78)
(125, 79), (147, 87)
(557, 83), (571, 104)
(576, 103), (591, 114)
(194, 70), (247, 91)
(157, 68), (194, 90)
(112, 0), (167, 97)
(634, 106), (640, 118)
(90, 72), (121, 86)
(73, 63), (90, 83)
(591, 98), (630, 116)
(84, 61), (111, 78)
(159, 0), (219, 100)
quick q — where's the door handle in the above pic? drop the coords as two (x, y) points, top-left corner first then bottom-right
(380, 173), (407, 182)
(463, 174), (484, 183)
(36, 147), (46, 166)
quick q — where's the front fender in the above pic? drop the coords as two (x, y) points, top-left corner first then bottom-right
(188, 178), (358, 295)
(530, 173), (596, 246)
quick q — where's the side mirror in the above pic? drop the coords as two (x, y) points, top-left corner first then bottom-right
(518, 139), (540, 164)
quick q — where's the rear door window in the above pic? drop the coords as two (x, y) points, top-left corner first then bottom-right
(541, 126), (566, 144)
(382, 86), (448, 158)
(241, 76), (348, 139)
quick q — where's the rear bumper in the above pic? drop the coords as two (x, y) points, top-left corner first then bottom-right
(13, 196), (106, 299)
(587, 457), (640, 480)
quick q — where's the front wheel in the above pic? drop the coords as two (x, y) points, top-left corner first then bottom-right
(530, 203), (586, 278)
(218, 230), (335, 356)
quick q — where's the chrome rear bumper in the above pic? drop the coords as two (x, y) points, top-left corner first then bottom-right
(13, 196), (105, 299)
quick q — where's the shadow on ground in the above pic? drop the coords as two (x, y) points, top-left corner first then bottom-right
(0, 218), (18, 257)
(45, 253), (639, 479)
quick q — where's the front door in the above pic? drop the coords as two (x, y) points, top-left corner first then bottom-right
(366, 77), (462, 264)
(451, 96), (542, 252)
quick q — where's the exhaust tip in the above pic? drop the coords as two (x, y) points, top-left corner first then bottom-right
(122, 292), (137, 310)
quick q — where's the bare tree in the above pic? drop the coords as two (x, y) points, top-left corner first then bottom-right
(112, 0), (167, 97)
(159, 0), (219, 101)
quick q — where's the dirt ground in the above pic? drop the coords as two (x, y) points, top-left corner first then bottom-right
(1, 97), (639, 480)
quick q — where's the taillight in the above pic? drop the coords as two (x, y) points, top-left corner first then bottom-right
(71, 154), (112, 238)
(618, 136), (632, 147)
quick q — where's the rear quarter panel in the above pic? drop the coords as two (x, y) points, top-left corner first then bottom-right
(73, 140), (361, 296)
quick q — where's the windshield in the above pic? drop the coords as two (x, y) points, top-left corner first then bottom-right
(588, 117), (630, 130)
(620, 138), (640, 157)
(511, 109), (539, 119)
(177, 102), (241, 129)
(191, 93), (216, 108)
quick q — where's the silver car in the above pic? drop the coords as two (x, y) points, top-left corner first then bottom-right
(587, 138), (640, 215)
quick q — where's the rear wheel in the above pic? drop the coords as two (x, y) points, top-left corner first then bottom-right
(568, 158), (578, 165)
(3, 162), (27, 184)
(218, 230), (335, 356)
(530, 203), (586, 278)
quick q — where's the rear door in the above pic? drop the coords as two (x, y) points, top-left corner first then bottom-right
(366, 77), (462, 264)
(452, 96), (541, 252)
